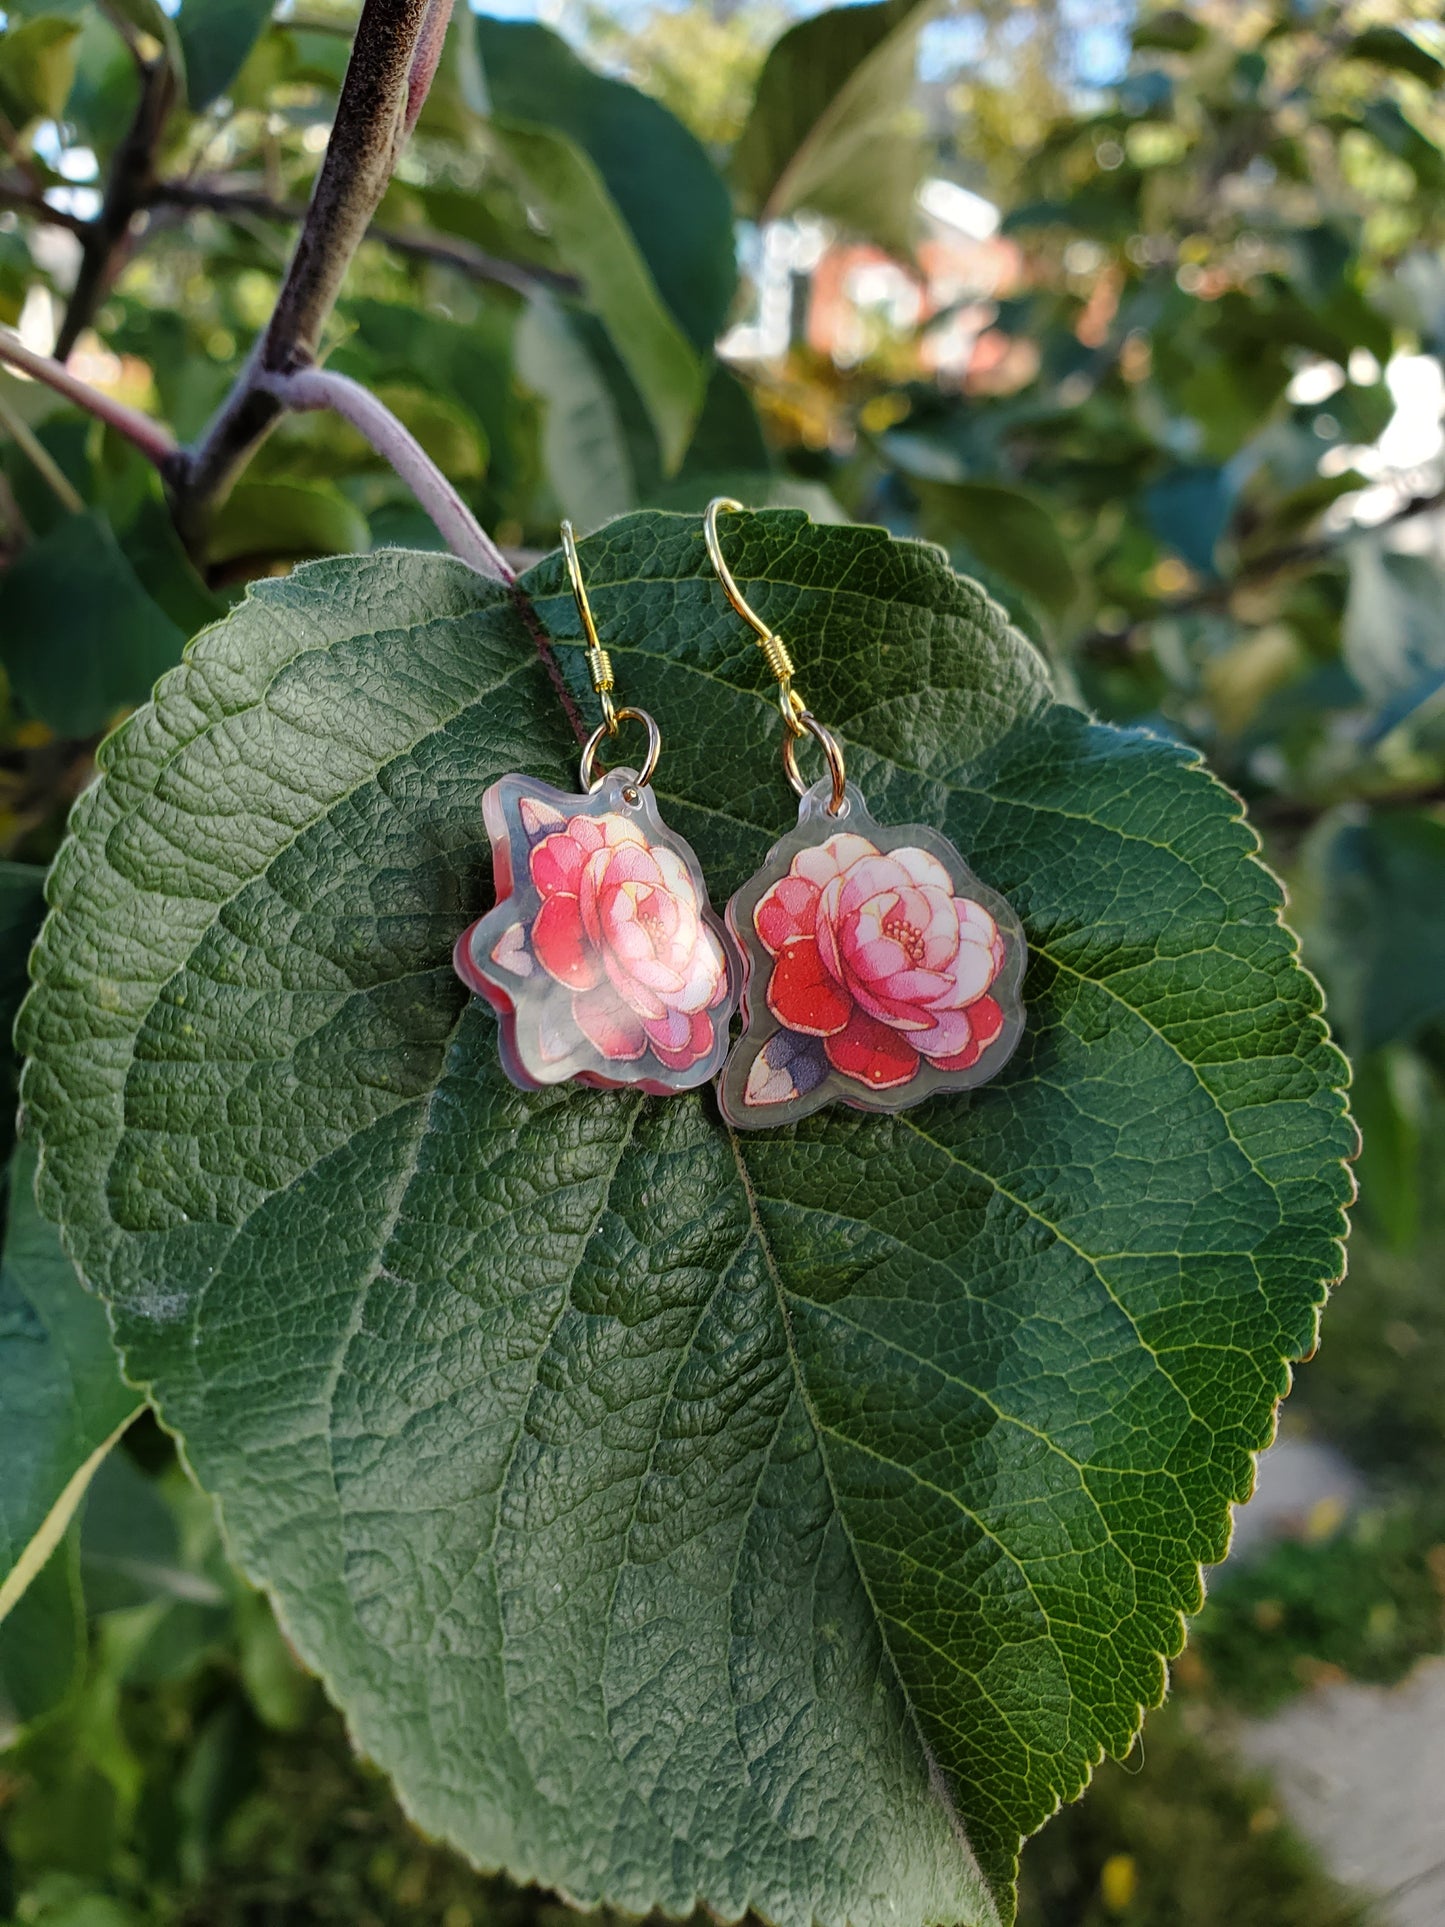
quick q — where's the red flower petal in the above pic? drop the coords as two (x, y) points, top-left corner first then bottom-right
(967, 993), (1004, 1049)
(754, 874), (821, 956)
(929, 1038), (981, 1071)
(649, 1008), (715, 1071)
(929, 997), (1004, 1071)
(767, 935), (853, 1037)
(532, 892), (602, 989)
(824, 1007), (920, 1089)
(531, 831), (586, 899)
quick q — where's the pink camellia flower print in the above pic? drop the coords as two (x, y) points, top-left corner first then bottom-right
(456, 769), (739, 1096)
(754, 832), (1007, 1090)
(719, 782), (1025, 1128)
(529, 808), (728, 1069)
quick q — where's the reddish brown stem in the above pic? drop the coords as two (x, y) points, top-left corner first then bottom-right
(0, 327), (179, 470)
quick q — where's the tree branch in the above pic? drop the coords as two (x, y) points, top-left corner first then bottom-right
(0, 181), (92, 237)
(55, 54), (175, 361)
(0, 326), (180, 470)
(172, 0), (439, 537)
(150, 180), (574, 296)
(254, 368), (586, 739)
(259, 366), (512, 580)
(1253, 779), (1445, 832)
(2, 0), (537, 615)
(1077, 484), (1445, 658)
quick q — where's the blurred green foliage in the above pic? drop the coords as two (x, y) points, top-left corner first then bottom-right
(1192, 1493), (1445, 1713)
(0, 1428), (1372, 1927)
(1016, 1702), (1367, 1927)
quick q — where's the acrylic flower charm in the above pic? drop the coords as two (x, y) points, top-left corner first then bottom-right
(456, 769), (739, 1095)
(719, 780), (1025, 1126)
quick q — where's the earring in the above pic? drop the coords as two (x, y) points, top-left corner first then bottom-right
(454, 521), (741, 1095)
(704, 499), (1027, 1128)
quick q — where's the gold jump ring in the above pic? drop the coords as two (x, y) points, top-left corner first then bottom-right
(781, 711), (847, 814)
(580, 706), (661, 792)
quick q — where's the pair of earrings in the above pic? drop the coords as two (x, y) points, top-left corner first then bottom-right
(454, 502), (1027, 1129)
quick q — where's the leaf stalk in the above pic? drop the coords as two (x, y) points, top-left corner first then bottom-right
(258, 366), (513, 582)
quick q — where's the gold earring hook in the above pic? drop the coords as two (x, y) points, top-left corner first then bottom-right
(561, 521), (661, 792)
(703, 498), (806, 737)
(702, 498), (772, 645)
(702, 497), (847, 816)
(561, 519), (617, 734)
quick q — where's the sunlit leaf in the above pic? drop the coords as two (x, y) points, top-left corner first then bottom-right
(0, 14), (80, 126)
(733, 0), (934, 258)
(476, 15), (737, 353)
(488, 119), (704, 470)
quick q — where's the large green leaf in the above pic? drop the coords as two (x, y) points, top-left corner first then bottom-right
(18, 518), (1352, 1926)
(732, 0), (934, 257)
(476, 15), (737, 353)
(0, 1146), (140, 1627)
